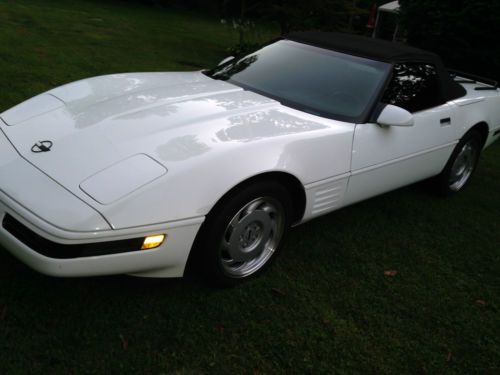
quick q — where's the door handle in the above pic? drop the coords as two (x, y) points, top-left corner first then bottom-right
(440, 118), (451, 125)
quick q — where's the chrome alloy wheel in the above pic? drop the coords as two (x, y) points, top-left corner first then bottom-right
(219, 197), (285, 278)
(448, 140), (479, 192)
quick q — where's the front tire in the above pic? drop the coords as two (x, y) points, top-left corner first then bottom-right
(191, 181), (293, 287)
(433, 129), (483, 195)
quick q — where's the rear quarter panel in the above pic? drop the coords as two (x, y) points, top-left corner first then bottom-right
(452, 83), (500, 147)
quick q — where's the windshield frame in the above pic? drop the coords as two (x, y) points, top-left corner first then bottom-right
(205, 40), (393, 123)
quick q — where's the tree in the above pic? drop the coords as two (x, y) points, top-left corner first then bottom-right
(259, 0), (356, 34)
(399, 0), (500, 81)
(222, 0), (357, 35)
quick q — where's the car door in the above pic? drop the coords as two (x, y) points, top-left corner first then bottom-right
(344, 62), (459, 205)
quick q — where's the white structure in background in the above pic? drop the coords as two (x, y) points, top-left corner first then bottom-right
(372, 1), (401, 41)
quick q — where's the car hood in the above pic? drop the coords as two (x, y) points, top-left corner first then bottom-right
(0, 71), (328, 207)
(0, 71), (355, 229)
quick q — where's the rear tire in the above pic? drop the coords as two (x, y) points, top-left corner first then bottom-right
(190, 181), (293, 287)
(433, 129), (483, 195)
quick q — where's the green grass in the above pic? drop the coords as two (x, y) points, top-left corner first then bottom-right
(0, 0), (273, 112)
(0, 1), (499, 374)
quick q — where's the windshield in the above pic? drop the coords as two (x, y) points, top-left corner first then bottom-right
(205, 40), (391, 122)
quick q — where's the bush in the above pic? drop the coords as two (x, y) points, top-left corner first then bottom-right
(399, 0), (500, 82)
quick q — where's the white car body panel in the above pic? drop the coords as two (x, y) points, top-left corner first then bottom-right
(0, 191), (202, 278)
(80, 154), (168, 205)
(1, 93), (64, 125)
(302, 174), (350, 220)
(0, 68), (499, 278)
(346, 102), (460, 205)
(1, 72), (355, 230)
(344, 143), (456, 206)
(452, 81), (500, 147)
(0, 130), (110, 232)
(351, 103), (460, 171)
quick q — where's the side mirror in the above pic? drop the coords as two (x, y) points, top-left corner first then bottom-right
(218, 56), (235, 66)
(376, 104), (414, 127)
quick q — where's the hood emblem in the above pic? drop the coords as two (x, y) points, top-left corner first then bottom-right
(31, 140), (53, 153)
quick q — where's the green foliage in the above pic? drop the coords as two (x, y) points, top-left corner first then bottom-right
(226, 41), (261, 56)
(253, 0), (353, 34)
(399, 0), (500, 81)
(118, 0), (221, 13)
(0, 0), (275, 111)
(222, 0), (363, 55)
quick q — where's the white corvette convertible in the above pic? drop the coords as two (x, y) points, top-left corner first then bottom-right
(0, 32), (499, 285)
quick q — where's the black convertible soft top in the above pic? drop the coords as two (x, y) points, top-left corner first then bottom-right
(286, 31), (466, 102)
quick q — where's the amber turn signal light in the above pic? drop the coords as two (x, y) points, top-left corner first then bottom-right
(141, 234), (166, 250)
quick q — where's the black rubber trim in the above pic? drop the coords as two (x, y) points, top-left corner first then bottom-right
(494, 129), (500, 136)
(2, 214), (144, 259)
(454, 79), (476, 84)
(475, 87), (498, 91)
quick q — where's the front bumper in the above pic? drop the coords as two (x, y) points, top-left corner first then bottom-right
(0, 192), (203, 278)
(0, 126), (203, 278)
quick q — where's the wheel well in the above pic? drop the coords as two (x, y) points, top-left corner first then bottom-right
(469, 122), (489, 147)
(217, 172), (306, 225)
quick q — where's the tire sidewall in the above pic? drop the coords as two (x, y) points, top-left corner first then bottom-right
(438, 130), (482, 195)
(191, 181), (293, 287)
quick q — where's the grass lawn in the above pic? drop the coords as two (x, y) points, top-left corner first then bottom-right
(0, 1), (499, 374)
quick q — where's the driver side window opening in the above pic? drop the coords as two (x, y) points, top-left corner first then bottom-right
(382, 63), (444, 113)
